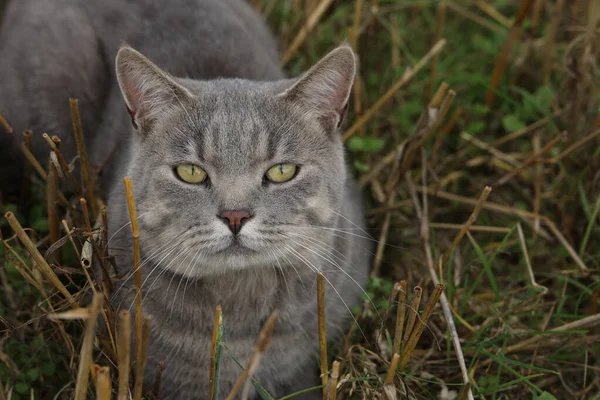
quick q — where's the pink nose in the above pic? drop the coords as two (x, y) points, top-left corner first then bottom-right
(220, 210), (251, 235)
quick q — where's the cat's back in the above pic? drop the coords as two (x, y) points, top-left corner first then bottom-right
(0, 0), (282, 197)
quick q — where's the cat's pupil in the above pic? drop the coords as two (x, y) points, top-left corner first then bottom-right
(278, 164), (284, 174)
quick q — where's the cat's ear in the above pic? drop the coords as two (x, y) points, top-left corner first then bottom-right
(115, 46), (192, 130)
(280, 45), (357, 132)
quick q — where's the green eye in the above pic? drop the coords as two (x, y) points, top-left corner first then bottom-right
(265, 163), (297, 183)
(176, 164), (207, 184)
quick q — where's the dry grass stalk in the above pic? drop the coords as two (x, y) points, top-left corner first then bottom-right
(430, 223), (511, 233)
(153, 361), (166, 400)
(225, 309), (280, 400)
(402, 286), (422, 344)
(543, 220), (589, 275)
(372, 190), (396, 276)
(47, 161), (60, 249)
(19, 140), (47, 181)
(446, 0), (504, 33)
(95, 365), (111, 400)
(70, 98), (98, 217)
(42, 132), (81, 192)
(432, 107), (463, 164)
(0, 113), (13, 133)
(399, 284), (444, 370)
(134, 316), (153, 400)
(543, 0), (564, 84)
(392, 280), (407, 355)
(491, 107), (565, 146)
(515, 224), (548, 293)
(317, 272), (328, 395)
(342, 39), (447, 142)
(496, 133), (563, 186)
(209, 305), (222, 399)
(485, 0), (535, 106)
(327, 360), (340, 400)
(80, 198), (95, 268)
(74, 293), (103, 400)
(426, 0), (446, 99)
(5, 211), (76, 304)
(384, 353), (400, 385)
(123, 176), (145, 388)
(548, 128), (600, 163)
(22, 130), (34, 197)
(118, 310), (132, 400)
(460, 131), (521, 168)
(281, 0), (334, 65)
(441, 186), (492, 266)
(475, 1), (510, 26)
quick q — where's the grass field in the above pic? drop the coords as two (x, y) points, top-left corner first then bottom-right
(1, 0), (599, 399)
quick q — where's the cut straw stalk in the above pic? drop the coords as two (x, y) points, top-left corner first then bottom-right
(485, 0), (534, 106)
(123, 177), (145, 393)
(70, 98), (98, 217)
(95, 365), (111, 400)
(0, 113), (13, 133)
(134, 316), (152, 400)
(398, 284), (444, 370)
(153, 361), (166, 400)
(281, 0), (334, 65)
(403, 286), (422, 343)
(209, 305), (223, 400)
(47, 161), (60, 248)
(118, 311), (132, 400)
(225, 309), (280, 400)
(74, 293), (103, 400)
(441, 186), (492, 265)
(342, 39), (447, 142)
(328, 360), (340, 400)
(393, 280), (407, 355)
(43, 133), (81, 192)
(5, 212), (75, 304)
(317, 272), (328, 396)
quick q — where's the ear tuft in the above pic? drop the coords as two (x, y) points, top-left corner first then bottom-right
(281, 45), (357, 132)
(115, 46), (191, 130)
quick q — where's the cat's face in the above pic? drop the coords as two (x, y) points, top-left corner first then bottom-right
(116, 46), (356, 277)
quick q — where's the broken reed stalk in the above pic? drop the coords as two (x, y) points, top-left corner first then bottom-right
(328, 360), (340, 400)
(70, 98), (98, 217)
(516, 223), (548, 293)
(43, 133), (81, 192)
(47, 161), (60, 248)
(384, 353), (400, 384)
(123, 177), (145, 390)
(372, 190), (396, 276)
(398, 284), (445, 370)
(209, 305), (223, 400)
(22, 130), (33, 197)
(225, 309), (280, 400)
(95, 365), (111, 400)
(0, 113), (12, 133)
(496, 133), (563, 186)
(403, 286), (422, 343)
(133, 316), (153, 400)
(441, 186), (492, 266)
(317, 272), (328, 395)
(281, 0), (334, 65)
(118, 311), (132, 400)
(485, 0), (534, 106)
(153, 361), (166, 400)
(5, 212), (76, 304)
(342, 39), (447, 142)
(393, 280), (408, 355)
(74, 293), (103, 400)
(80, 198), (96, 269)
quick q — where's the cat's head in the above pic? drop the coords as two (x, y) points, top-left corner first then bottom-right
(115, 44), (356, 277)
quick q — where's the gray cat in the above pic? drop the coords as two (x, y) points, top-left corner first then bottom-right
(0, 0), (370, 398)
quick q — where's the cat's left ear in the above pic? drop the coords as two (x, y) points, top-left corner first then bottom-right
(280, 45), (357, 133)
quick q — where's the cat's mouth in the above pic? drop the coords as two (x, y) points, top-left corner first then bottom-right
(213, 236), (259, 255)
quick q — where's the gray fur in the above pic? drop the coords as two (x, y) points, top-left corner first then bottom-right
(0, 1), (370, 398)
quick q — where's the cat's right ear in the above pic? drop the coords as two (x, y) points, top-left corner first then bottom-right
(115, 46), (192, 131)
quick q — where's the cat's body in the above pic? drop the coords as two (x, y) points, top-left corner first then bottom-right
(0, 1), (370, 399)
